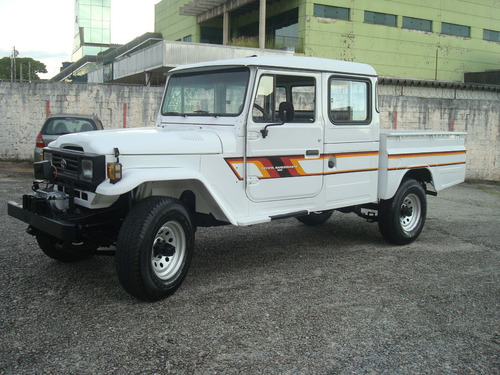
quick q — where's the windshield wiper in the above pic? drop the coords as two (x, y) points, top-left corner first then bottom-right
(164, 112), (186, 117)
(164, 110), (218, 117)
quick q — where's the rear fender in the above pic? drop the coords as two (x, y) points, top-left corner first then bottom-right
(380, 167), (434, 200)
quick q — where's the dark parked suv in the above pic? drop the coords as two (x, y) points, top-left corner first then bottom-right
(34, 114), (103, 161)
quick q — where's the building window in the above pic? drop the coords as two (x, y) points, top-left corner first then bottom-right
(313, 4), (350, 21)
(403, 16), (432, 32)
(364, 11), (397, 27)
(329, 78), (370, 124)
(441, 22), (470, 38)
(484, 29), (500, 42)
(183, 35), (192, 42)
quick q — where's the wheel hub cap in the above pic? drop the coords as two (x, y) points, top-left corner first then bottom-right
(151, 221), (185, 281)
(399, 193), (421, 233)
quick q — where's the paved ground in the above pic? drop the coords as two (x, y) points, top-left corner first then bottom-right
(1, 163), (499, 374)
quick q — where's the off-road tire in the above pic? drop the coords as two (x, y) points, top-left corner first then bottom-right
(378, 178), (427, 245)
(115, 197), (194, 301)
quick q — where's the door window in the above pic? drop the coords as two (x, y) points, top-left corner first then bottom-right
(252, 74), (316, 123)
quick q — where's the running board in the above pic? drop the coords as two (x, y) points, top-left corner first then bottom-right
(270, 210), (308, 221)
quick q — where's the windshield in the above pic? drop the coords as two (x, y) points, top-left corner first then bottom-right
(162, 68), (249, 117)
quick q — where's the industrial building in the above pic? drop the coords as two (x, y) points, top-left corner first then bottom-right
(52, 0), (500, 85)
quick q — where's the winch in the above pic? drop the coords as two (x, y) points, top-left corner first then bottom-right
(33, 188), (69, 213)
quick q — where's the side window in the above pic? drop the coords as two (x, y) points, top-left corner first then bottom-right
(252, 74), (316, 123)
(253, 75), (275, 123)
(329, 78), (370, 124)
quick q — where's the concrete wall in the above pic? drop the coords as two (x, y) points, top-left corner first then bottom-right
(1, 81), (498, 181)
(0, 82), (163, 160)
(378, 84), (500, 181)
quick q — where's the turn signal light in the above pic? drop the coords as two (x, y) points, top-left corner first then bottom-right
(107, 162), (122, 184)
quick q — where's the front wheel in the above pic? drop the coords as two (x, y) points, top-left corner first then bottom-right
(378, 179), (427, 245)
(115, 197), (194, 301)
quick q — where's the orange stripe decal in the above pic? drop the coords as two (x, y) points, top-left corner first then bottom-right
(225, 151), (379, 180)
(389, 150), (466, 159)
(389, 161), (466, 171)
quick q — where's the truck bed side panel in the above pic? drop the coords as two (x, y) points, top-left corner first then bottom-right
(378, 131), (466, 200)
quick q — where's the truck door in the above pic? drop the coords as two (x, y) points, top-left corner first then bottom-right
(245, 71), (324, 202)
(322, 74), (380, 207)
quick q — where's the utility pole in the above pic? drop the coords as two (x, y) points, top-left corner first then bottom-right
(259, 0), (266, 49)
(11, 46), (19, 83)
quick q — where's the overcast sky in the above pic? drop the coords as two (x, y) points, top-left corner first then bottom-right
(0, 0), (159, 79)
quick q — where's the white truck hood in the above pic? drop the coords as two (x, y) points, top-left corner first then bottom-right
(48, 127), (223, 155)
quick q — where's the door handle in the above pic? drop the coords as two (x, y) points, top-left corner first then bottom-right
(306, 149), (319, 157)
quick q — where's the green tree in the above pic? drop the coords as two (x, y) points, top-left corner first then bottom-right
(0, 57), (47, 81)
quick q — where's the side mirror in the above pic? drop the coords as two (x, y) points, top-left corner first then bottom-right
(261, 102), (295, 139)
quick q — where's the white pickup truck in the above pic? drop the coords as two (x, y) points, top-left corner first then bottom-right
(8, 56), (466, 301)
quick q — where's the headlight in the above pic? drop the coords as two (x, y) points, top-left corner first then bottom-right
(82, 159), (93, 179)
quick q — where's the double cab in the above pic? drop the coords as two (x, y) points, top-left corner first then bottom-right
(8, 56), (467, 301)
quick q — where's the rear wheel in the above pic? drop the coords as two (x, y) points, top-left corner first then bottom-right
(36, 233), (94, 262)
(378, 178), (427, 245)
(115, 197), (194, 301)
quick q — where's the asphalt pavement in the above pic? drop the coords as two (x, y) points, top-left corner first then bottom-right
(1, 163), (499, 374)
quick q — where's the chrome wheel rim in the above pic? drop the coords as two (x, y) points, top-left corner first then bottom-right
(151, 221), (186, 281)
(400, 193), (421, 233)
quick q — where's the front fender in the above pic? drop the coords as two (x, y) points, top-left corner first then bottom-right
(96, 168), (238, 225)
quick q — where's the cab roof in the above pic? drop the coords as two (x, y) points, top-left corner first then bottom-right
(170, 55), (377, 77)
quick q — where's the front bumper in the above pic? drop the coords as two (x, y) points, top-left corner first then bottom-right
(8, 190), (128, 245)
(8, 200), (77, 242)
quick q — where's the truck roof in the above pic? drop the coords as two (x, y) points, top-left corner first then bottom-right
(170, 55), (377, 77)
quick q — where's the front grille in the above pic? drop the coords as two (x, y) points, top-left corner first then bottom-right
(53, 153), (79, 177)
(46, 149), (106, 192)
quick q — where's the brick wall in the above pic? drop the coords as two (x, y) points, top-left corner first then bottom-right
(1, 81), (498, 181)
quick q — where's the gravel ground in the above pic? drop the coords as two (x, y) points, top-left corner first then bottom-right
(0, 163), (499, 374)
